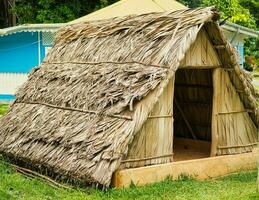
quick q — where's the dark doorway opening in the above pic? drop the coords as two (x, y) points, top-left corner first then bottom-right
(173, 69), (213, 161)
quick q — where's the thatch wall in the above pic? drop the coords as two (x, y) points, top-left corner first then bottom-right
(122, 78), (174, 168)
(180, 28), (221, 67)
(0, 7), (258, 186)
(213, 69), (257, 155)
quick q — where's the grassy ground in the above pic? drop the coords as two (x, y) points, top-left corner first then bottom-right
(0, 158), (258, 200)
(0, 104), (8, 117)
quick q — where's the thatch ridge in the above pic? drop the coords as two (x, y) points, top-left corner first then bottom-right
(0, 7), (257, 186)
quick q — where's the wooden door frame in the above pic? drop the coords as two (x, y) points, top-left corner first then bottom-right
(211, 68), (220, 156)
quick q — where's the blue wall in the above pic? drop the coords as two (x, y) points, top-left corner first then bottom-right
(0, 94), (15, 101)
(0, 32), (46, 73)
(236, 45), (244, 68)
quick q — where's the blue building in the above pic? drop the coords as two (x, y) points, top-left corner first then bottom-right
(221, 21), (259, 67)
(0, 24), (64, 101)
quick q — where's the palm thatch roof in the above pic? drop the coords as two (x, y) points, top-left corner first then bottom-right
(0, 7), (258, 187)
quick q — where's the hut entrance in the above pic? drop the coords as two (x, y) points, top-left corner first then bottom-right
(173, 69), (213, 161)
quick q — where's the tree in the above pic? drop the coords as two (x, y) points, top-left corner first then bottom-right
(9, 0), (259, 67)
(239, 0), (259, 67)
(177, 0), (203, 8)
(202, 0), (256, 28)
(11, 0), (118, 24)
(180, 0), (258, 68)
(240, 0), (259, 27)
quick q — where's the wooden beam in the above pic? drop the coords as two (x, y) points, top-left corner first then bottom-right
(236, 89), (245, 93)
(214, 45), (226, 49)
(147, 115), (173, 119)
(179, 65), (222, 69)
(189, 123), (211, 128)
(211, 68), (220, 157)
(217, 109), (253, 115)
(16, 101), (133, 120)
(178, 101), (211, 106)
(175, 83), (212, 89)
(43, 60), (171, 69)
(121, 153), (174, 163)
(223, 68), (234, 71)
(217, 143), (258, 149)
(174, 99), (197, 140)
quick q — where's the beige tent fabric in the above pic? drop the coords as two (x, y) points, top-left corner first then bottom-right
(70, 0), (187, 23)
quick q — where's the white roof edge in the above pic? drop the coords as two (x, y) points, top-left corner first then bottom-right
(0, 23), (66, 36)
(221, 21), (259, 38)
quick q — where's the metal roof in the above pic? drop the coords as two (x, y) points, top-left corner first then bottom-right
(70, 0), (186, 23)
(221, 21), (258, 38)
(0, 23), (65, 36)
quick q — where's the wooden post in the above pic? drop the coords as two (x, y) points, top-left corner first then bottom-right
(175, 99), (197, 140)
(211, 68), (220, 156)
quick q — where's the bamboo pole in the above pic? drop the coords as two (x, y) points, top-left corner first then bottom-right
(222, 68), (234, 71)
(179, 65), (222, 69)
(175, 83), (212, 88)
(174, 99), (197, 140)
(214, 45), (226, 49)
(147, 115), (173, 119)
(43, 60), (170, 69)
(211, 68), (220, 156)
(16, 101), (133, 120)
(178, 101), (211, 106)
(0, 160), (72, 190)
(217, 109), (253, 115)
(236, 89), (245, 93)
(217, 142), (258, 149)
(121, 153), (174, 163)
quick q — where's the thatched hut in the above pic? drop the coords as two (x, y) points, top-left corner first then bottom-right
(0, 7), (258, 187)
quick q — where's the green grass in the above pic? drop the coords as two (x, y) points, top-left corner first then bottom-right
(0, 104), (8, 117)
(0, 158), (258, 200)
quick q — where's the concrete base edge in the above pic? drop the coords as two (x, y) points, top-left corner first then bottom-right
(112, 150), (258, 188)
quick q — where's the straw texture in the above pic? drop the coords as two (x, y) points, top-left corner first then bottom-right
(0, 7), (257, 187)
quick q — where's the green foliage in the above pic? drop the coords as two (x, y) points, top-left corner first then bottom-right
(202, 0), (256, 28)
(180, 0), (258, 68)
(12, 0), (119, 24)
(177, 0), (203, 8)
(178, 0), (257, 29)
(239, 0), (259, 69)
(0, 104), (8, 116)
(0, 156), (258, 200)
(244, 38), (259, 66)
(240, 0), (259, 27)
(11, 0), (258, 65)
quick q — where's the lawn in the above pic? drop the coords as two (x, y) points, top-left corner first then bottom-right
(0, 104), (8, 117)
(0, 158), (258, 200)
